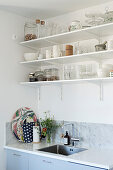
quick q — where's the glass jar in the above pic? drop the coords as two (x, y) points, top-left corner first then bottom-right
(36, 19), (41, 38)
(24, 22), (37, 41)
(34, 71), (44, 81)
(39, 21), (46, 38)
(51, 68), (59, 81)
(29, 73), (35, 82)
(45, 21), (52, 37)
(69, 20), (81, 31)
(44, 69), (52, 81)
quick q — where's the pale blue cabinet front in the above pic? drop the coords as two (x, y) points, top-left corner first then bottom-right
(6, 150), (29, 170)
(29, 154), (107, 170)
(6, 149), (107, 170)
(54, 159), (107, 170)
(29, 154), (56, 170)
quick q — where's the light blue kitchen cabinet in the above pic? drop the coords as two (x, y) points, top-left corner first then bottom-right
(29, 154), (56, 170)
(6, 150), (29, 170)
(54, 159), (107, 170)
(29, 153), (107, 170)
(6, 149), (107, 170)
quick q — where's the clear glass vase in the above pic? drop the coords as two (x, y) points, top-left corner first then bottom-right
(46, 133), (52, 143)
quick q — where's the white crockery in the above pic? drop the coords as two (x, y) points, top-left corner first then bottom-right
(24, 53), (37, 61)
(107, 40), (113, 50)
(46, 49), (52, 59)
(38, 53), (43, 60)
(53, 45), (62, 58)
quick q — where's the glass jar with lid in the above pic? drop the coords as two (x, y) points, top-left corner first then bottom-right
(29, 73), (36, 82)
(44, 68), (60, 81)
(39, 21), (46, 38)
(51, 68), (59, 81)
(44, 69), (52, 81)
(24, 22), (37, 41)
(36, 19), (40, 38)
(34, 71), (44, 81)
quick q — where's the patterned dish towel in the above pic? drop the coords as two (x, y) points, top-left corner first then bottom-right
(23, 122), (35, 143)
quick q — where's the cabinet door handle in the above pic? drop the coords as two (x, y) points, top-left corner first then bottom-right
(13, 153), (21, 157)
(42, 160), (52, 164)
(67, 161), (77, 164)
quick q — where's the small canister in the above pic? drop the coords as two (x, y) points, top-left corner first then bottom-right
(51, 68), (59, 81)
(24, 22), (37, 41)
(44, 69), (52, 81)
(34, 71), (44, 81)
(65, 45), (73, 56)
(29, 73), (35, 82)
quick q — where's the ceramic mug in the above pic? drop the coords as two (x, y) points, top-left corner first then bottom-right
(46, 49), (52, 59)
(38, 53), (43, 60)
(24, 53), (37, 61)
(53, 45), (62, 58)
(107, 40), (113, 50)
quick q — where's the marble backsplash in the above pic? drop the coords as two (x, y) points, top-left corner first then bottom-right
(6, 122), (20, 145)
(6, 121), (113, 149)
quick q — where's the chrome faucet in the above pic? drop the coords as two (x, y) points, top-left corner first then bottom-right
(61, 121), (79, 146)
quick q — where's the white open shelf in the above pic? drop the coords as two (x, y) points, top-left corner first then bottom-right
(20, 77), (113, 87)
(20, 50), (113, 67)
(20, 23), (113, 49)
(20, 22), (113, 90)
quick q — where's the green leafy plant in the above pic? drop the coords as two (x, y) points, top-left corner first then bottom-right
(40, 111), (60, 142)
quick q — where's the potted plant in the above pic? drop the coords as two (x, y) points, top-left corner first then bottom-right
(40, 112), (59, 143)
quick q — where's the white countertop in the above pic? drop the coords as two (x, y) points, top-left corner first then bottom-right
(4, 143), (113, 170)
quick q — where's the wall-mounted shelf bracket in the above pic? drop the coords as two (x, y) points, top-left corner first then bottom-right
(38, 86), (41, 101)
(57, 85), (63, 100)
(60, 85), (63, 100)
(86, 79), (104, 101)
(99, 81), (103, 101)
(36, 87), (41, 112)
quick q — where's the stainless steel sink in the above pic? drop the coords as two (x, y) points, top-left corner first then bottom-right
(38, 145), (86, 156)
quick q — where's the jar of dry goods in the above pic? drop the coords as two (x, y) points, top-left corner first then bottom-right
(24, 22), (37, 41)
(44, 69), (52, 81)
(51, 68), (59, 80)
(34, 71), (44, 81)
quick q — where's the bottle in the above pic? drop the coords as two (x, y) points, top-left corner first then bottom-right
(36, 19), (40, 38)
(64, 131), (70, 145)
(40, 21), (46, 38)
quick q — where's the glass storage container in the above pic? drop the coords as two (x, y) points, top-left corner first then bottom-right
(51, 68), (59, 80)
(44, 69), (52, 81)
(69, 20), (81, 31)
(39, 21), (46, 38)
(24, 22), (37, 41)
(34, 71), (44, 81)
(36, 19), (40, 38)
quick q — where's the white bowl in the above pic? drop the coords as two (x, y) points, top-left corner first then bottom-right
(24, 53), (37, 61)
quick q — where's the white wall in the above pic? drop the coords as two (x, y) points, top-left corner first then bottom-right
(0, 10), (37, 170)
(37, 1), (113, 124)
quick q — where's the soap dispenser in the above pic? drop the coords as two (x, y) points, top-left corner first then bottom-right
(64, 131), (70, 145)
